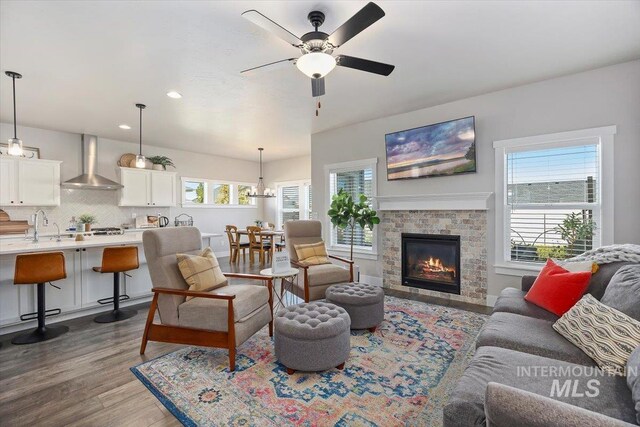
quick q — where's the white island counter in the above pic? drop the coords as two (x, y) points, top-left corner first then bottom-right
(0, 230), (221, 334)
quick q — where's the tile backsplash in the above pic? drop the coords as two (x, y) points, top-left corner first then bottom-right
(1, 188), (169, 233)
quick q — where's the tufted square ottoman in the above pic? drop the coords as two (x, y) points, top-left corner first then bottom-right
(325, 283), (384, 332)
(274, 302), (351, 375)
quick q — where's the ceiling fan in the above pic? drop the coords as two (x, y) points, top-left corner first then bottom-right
(241, 2), (395, 98)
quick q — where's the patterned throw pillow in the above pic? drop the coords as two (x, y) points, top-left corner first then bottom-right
(294, 241), (331, 266)
(553, 294), (640, 375)
(177, 247), (227, 299)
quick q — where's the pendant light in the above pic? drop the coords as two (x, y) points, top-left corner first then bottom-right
(248, 148), (275, 198)
(5, 71), (24, 156)
(135, 103), (146, 168)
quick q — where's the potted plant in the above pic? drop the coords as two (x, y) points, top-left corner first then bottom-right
(555, 212), (596, 258)
(78, 213), (97, 232)
(148, 156), (176, 171)
(327, 189), (380, 261)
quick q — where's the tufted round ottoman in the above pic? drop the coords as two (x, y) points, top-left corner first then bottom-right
(274, 302), (351, 374)
(325, 283), (384, 332)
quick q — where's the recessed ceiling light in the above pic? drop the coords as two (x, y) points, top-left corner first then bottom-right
(119, 124), (131, 130)
(166, 91), (182, 99)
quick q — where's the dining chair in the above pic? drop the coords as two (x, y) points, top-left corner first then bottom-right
(247, 225), (272, 265)
(225, 225), (249, 263)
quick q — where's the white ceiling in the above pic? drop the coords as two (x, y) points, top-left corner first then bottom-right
(1, 1), (639, 161)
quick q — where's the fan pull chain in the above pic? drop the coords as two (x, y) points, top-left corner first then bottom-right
(315, 98), (322, 117)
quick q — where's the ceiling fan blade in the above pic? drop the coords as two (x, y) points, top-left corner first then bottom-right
(242, 10), (302, 47)
(240, 58), (296, 75)
(311, 77), (325, 97)
(328, 2), (385, 48)
(336, 55), (395, 76)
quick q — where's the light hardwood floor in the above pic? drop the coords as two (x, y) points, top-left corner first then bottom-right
(0, 256), (490, 426)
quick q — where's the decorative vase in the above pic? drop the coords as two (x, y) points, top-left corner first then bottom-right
(152, 164), (164, 171)
(84, 223), (91, 232)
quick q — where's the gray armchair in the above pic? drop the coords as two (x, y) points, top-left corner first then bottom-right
(284, 220), (353, 302)
(140, 227), (273, 371)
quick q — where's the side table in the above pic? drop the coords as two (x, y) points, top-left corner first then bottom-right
(260, 267), (299, 311)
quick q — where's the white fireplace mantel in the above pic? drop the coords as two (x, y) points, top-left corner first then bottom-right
(375, 192), (493, 211)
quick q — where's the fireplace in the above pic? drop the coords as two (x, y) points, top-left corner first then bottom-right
(401, 233), (461, 295)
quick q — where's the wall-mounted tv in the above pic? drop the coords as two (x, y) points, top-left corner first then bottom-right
(385, 116), (476, 181)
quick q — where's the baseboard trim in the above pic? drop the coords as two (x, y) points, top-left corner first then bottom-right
(486, 295), (498, 307)
(0, 295), (152, 335)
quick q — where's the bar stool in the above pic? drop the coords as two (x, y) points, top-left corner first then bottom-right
(12, 252), (68, 345)
(93, 246), (139, 323)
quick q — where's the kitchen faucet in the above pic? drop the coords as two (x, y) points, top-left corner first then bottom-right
(52, 223), (62, 242)
(32, 209), (49, 243)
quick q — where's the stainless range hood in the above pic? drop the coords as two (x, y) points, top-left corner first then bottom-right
(62, 134), (123, 190)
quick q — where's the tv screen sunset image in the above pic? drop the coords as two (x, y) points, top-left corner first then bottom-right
(385, 116), (476, 180)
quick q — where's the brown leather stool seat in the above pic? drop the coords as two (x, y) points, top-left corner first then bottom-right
(93, 246), (139, 323)
(12, 252), (69, 345)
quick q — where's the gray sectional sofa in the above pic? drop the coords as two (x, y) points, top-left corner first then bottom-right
(444, 262), (640, 427)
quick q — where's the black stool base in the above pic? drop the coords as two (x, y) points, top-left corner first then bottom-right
(11, 325), (69, 345)
(94, 309), (137, 323)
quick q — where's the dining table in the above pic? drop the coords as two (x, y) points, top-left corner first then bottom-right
(234, 228), (285, 259)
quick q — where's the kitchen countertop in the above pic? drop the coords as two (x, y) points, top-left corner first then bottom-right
(0, 231), (221, 255)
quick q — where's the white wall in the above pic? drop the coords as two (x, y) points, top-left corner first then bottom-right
(311, 60), (640, 301)
(0, 123), (261, 255)
(262, 155), (311, 226)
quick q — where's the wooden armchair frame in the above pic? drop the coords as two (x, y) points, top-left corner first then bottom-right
(288, 255), (354, 302)
(140, 273), (273, 372)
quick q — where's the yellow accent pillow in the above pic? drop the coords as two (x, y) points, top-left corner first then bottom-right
(177, 247), (227, 299)
(294, 241), (331, 266)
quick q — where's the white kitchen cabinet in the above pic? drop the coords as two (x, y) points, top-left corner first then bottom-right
(0, 157), (61, 206)
(0, 157), (17, 205)
(43, 249), (81, 313)
(80, 247), (115, 305)
(118, 167), (176, 207)
(80, 245), (151, 306)
(150, 171), (176, 206)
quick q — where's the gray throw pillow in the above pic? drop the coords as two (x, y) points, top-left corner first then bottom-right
(601, 264), (640, 321)
(628, 345), (640, 424)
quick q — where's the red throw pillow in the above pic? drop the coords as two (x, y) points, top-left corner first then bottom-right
(524, 259), (592, 316)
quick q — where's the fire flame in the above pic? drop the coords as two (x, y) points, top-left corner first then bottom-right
(422, 256), (456, 276)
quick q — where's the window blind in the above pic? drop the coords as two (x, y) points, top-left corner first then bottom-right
(506, 144), (599, 261)
(330, 168), (374, 249)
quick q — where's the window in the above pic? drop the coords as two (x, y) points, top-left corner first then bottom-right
(325, 158), (378, 255)
(494, 126), (615, 273)
(276, 181), (311, 228)
(238, 185), (252, 205)
(213, 184), (230, 205)
(181, 177), (256, 207)
(184, 180), (206, 204)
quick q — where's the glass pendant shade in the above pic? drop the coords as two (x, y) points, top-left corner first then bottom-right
(135, 103), (146, 168)
(6, 71), (24, 156)
(7, 138), (23, 156)
(135, 155), (146, 168)
(296, 52), (337, 78)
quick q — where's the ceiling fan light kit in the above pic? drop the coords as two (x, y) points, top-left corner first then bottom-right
(296, 52), (336, 79)
(241, 2), (394, 102)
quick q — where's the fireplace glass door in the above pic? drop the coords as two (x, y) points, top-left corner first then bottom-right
(401, 233), (461, 295)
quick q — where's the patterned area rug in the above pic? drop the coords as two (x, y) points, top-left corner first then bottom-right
(131, 296), (487, 426)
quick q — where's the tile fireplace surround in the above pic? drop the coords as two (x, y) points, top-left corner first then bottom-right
(378, 193), (490, 306)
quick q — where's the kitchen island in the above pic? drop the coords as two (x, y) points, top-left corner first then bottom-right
(0, 230), (220, 334)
